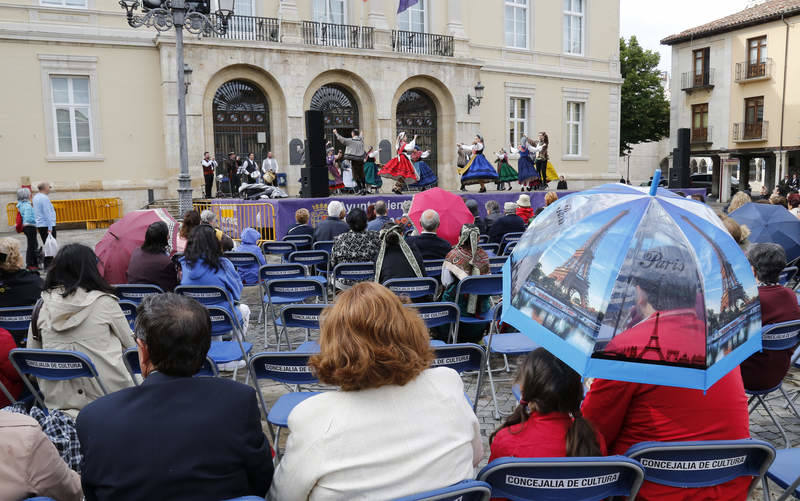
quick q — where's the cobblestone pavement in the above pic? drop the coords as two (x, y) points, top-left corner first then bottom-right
(4, 228), (798, 498)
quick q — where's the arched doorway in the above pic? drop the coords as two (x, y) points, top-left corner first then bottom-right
(310, 84), (359, 151)
(212, 80), (269, 164)
(396, 89), (438, 177)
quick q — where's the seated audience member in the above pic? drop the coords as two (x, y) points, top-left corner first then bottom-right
(490, 348), (606, 461)
(484, 200), (502, 230)
(287, 208), (314, 237)
(740, 243), (800, 390)
(406, 209), (452, 260)
(691, 193), (706, 203)
(366, 203), (376, 222)
(544, 190), (558, 207)
(330, 207), (380, 290)
(269, 283), (482, 499)
(556, 175), (568, 190)
(366, 200), (393, 231)
(395, 200), (415, 233)
(0, 327), (24, 406)
(0, 238), (43, 343)
(515, 194), (534, 225)
(77, 294), (273, 501)
(0, 411), (82, 501)
(788, 192), (800, 218)
(314, 201), (349, 242)
(375, 223), (426, 284)
(583, 244), (750, 501)
(179, 225), (249, 349)
(28, 244), (135, 418)
(440, 225), (492, 342)
(770, 194), (788, 209)
(465, 199), (487, 235)
(200, 210), (234, 251)
(126, 222), (178, 292)
(721, 216), (751, 253)
(175, 209), (200, 253)
(235, 228), (267, 285)
(726, 191), (751, 214)
(488, 202), (525, 244)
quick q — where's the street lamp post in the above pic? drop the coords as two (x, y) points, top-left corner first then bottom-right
(118, 0), (233, 215)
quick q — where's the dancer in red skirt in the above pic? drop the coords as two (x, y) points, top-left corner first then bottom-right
(378, 132), (419, 194)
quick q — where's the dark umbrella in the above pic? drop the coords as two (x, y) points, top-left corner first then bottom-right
(729, 202), (800, 262)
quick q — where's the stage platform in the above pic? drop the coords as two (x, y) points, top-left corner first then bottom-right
(204, 187), (706, 241)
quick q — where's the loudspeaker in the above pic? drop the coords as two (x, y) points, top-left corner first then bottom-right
(301, 167), (329, 198)
(304, 110), (326, 169)
(669, 128), (691, 188)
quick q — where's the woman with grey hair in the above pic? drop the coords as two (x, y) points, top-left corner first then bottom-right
(740, 242), (800, 391)
(16, 188), (38, 270)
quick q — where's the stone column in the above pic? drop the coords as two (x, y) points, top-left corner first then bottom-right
(278, 0), (299, 20)
(711, 155), (720, 200)
(446, 0), (466, 38)
(775, 150), (789, 182)
(718, 153), (733, 203)
(367, 0), (389, 29)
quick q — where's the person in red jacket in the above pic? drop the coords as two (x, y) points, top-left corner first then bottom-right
(490, 348), (606, 462)
(583, 245), (750, 501)
(740, 243), (800, 390)
(0, 327), (24, 407)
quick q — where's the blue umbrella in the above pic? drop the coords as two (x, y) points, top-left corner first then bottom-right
(728, 202), (800, 263)
(502, 170), (762, 390)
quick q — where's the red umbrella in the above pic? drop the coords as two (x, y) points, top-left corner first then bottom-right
(408, 188), (474, 245)
(95, 209), (179, 285)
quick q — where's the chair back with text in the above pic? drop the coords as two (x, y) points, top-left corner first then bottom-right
(313, 240), (334, 255)
(114, 284), (164, 304)
(0, 305), (34, 340)
(432, 343), (485, 411)
(394, 480), (492, 501)
(625, 439), (775, 490)
(259, 263), (306, 284)
(405, 302), (460, 342)
(118, 300), (138, 329)
(477, 456), (645, 501)
(288, 250), (330, 277)
(778, 266), (798, 287)
(280, 304), (328, 331)
(283, 234), (312, 251)
(174, 285), (241, 333)
(267, 278), (327, 306)
(423, 259), (445, 280)
(478, 243), (500, 256)
(225, 251), (263, 286)
(383, 277), (438, 299)
(261, 241), (297, 260)
(333, 262), (375, 287)
(122, 347), (218, 384)
(761, 320), (800, 352)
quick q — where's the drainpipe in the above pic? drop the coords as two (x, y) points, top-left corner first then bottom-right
(779, 13), (790, 177)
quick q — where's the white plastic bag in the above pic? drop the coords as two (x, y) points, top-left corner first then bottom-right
(43, 234), (59, 257)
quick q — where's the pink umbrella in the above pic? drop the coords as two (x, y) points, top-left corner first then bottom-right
(95, 209), (179, 285)
(408, 188), (474, 245)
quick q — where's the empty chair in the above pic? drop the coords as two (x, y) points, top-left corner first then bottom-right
(405, 302), (461, 343)
(762, 447), (800, 501)
(423, 259), (445, 280)
(122, 347), (218, 385)
(9, 348), (109, 413)
(432, 343), (485, 412)
(488, 256), (507, 275)
(453, 275), (501, 326)
(283, 234), (312, 251)
(477, 456), (645, 501)
(264, 278), (327, 349)
(118, 300), (138, 329)
(332, 262), (375, 293)
(313, 240), (334, 255)
(383, 277), (439, 300)
(261, 241), (297, 262)
(258, 263), (309, 330)
(287, 250), (330, 281)
(502, 240), (518, 255)
(0, 305), (34, 343)
(779, 266), (798, 287)
(478, 243), (500, 256)
(278, 304), (329, 348)
(224, 251), (264, 287)
(114, 284), (164, 305)
(625, 440), (775, 496)
(394, 480), (491, 501)
(478, 234), (490, 244)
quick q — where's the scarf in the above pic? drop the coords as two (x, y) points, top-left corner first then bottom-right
(374, 224), (423, 282)
(443, 225), (490, 313)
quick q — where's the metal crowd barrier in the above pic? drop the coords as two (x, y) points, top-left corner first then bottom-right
(6, 198), (122, 229)
(193, 200), (276, 242)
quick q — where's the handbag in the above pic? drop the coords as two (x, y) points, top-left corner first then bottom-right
(43, 234), (59, 258)
(15, 212), (23, 233)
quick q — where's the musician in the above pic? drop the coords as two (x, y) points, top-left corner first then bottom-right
(261, 151), (279, 187)
(201, 152), (217, 198)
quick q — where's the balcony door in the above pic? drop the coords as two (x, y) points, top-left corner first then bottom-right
(744, 96), (764, 139)
(212, 79), (269, 164)
(693, 48), (709, 87)
(691, 103), (708, 143)
(747, 36), (767, 78)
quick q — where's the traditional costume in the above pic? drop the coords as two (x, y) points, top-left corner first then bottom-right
(511, 140), (540, 191)
(457, 136), (498, 192)
(533, 133), (550, 189)
(364, 148), (383, 192)
(409, 147), (437, 190)
(494, 150), (518, 190)
(327, 148), (344, 191)
(378, 133), (419, 194)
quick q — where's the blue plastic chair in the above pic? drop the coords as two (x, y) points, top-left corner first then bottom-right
(118, 300), (138, 329)
(405, 302), (461, 343)
(283, 234), (313, 251)
(778, 266), (798, 287)
(0, 305), (34, 342)
(264, 279), (328, 349)
(746, 319), (800, 448)
(483, 303), (539, 419)
(625, 439), (775, 494)
(453, 275), (502, 326)
(258, 263), (313, 340)
(313, 240), (334, 255)
(383, 277), (439, 300)
(332, 262), (375, 293)
(394, 480), (492, 501)
(114, 284), (164, 304)
(0, 379), (17, 407)
(122, 347), (218, 385)
(278, 304), (329, 346)
(488, 256), (507, 275)
(287, 250), (330, 281)
(478, 243), (501, 256)
(432, 343), (485, 412)
(500, 232), (523, 253)
(762, 447), (800, 501)
(502, 240), (518, 255)
(423, 259), (445, 280)
(9, 348), (109, 413)
(249, 351), (321, 458)
(478, 234), (490, 244)
(477, 456), (645, 501)
(225, 251), (264, 287)
(261, 241), (297, 261)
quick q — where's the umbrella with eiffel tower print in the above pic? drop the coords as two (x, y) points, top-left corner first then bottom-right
(502, 170), (762, 390)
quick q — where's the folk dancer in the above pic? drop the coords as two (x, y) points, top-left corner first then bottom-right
(378, 132), (420, 195)
(334, 128), (367, 195)
(494, 149), (518, 191)
(457, 135), (499, 193)
(363, 147), (383, 193)
(510, 136), (539, 192)
(409, 146), (437, 191)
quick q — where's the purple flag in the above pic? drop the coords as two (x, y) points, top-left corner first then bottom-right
(397, 0), (419, 13)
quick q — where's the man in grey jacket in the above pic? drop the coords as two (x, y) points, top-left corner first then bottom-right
(334, 128), (367, 195)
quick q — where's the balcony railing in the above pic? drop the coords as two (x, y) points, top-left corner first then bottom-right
(691, 126), (712, 144)
(391, 30), (454, 57)
(733, 121), (769, 142)
(302, 21), (374, 49)
(681, 69), (715, 91)
(735, 58), (773, 82)
(206, 14), (279, 42)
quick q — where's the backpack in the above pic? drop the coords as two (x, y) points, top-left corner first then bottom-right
(15, 211), (23, 233)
